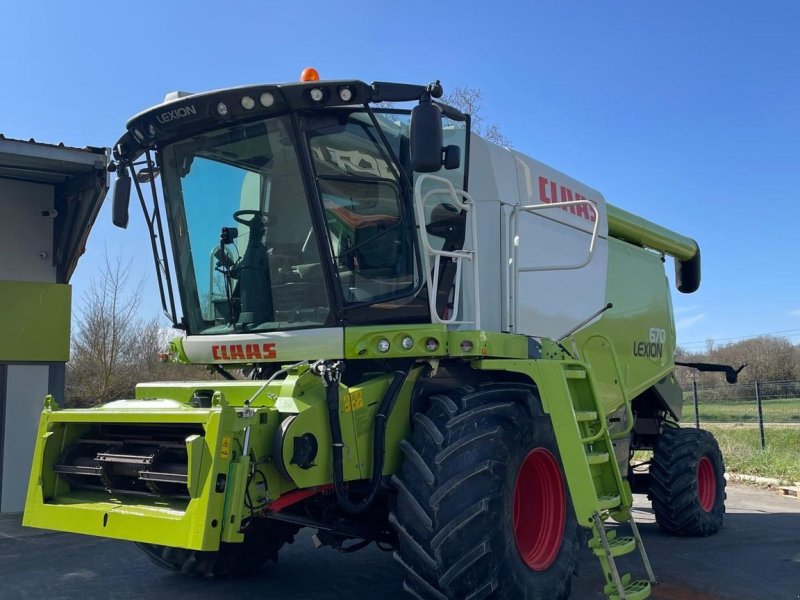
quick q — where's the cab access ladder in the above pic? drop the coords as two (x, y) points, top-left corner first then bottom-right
(531, 359), (656, 600)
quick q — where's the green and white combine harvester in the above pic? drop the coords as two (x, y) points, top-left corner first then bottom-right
(24, 70), (731, 599)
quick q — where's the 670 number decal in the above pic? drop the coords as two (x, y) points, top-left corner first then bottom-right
(634, 328), (666, 358)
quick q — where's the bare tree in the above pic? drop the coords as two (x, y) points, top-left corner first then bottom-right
(443, 86), (511, 148)
(675, 335), (799, 388)
(376, 86), (511, 148)
(68, 255), (144, 404)
(67, 254), (215, 407)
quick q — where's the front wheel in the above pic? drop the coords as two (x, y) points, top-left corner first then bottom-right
(391, 384), (579, 600)
(136, 517), (299, 578)
(648, 425), (726, 536)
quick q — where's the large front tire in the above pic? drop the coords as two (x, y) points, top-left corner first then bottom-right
(136, 517), (299, 578)
(391, 384), (579, 600)
(649, 425), (726, 536)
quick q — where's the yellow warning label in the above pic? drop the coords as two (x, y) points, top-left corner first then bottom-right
(344, 389), (364, 413)
(220, 436), (232, 459)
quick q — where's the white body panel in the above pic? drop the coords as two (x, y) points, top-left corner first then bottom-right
(182, 327), (344, 364)
(453, 136), (515, 333)
(511, 151), (609, 339)
(459, 136), (609, 338)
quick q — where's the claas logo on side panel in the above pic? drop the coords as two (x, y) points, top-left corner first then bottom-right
(211, 343), (277, 361)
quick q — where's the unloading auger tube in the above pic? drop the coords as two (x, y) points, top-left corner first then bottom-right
(607, 204), (701, 293)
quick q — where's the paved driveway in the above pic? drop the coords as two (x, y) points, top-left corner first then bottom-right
(1, 484), (798, 599)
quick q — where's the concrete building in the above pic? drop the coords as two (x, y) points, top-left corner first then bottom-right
(0, 137), (108, 513)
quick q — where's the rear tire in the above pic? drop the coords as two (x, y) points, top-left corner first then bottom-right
(649, 425), (726, 536)
(136, 517), (299, 578)
(391, 384), (579, 600)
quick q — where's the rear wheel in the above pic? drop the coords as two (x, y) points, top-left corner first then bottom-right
(391, 384), (579, 600)
(136, 517), (299, 578)
(649, 425), (726, 536)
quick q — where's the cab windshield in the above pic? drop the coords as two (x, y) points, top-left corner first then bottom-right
(160, 111), (421, 335)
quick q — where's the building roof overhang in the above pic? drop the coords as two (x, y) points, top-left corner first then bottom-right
(0, 136), (109, 283)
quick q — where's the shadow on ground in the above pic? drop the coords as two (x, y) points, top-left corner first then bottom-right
(1, 486), (797, 600)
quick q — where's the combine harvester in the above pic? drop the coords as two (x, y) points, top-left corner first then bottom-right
(25, 69), (728, 599)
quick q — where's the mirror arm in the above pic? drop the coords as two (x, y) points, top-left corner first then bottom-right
(369, 80), (443, 104)
(434, 101), (467, 122)
(361, 102), (414, 197)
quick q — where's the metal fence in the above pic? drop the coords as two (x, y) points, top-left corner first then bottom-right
(681, 380), (800, 448)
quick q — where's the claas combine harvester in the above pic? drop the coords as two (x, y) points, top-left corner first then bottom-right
(25, 69), (731, 599)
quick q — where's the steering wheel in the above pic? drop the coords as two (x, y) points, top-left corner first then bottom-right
(233, 210), (277, 227)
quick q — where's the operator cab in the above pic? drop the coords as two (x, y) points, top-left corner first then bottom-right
(111, 76), (469, 336)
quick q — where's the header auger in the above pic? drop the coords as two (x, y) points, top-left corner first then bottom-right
(25, 70), (727, 599)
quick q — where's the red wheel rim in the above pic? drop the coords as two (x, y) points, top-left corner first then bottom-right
(513, 448), (566, 571)
(697, 456), (717, 512)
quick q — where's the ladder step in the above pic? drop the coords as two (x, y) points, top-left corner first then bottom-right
(586, 451), (610, 465)
(607, 578), (651, 600)
(564, 369), (587, 379)
(591, 535), (637, 558)
(598, 494), (621, 510)
(575, 410), (598, 422)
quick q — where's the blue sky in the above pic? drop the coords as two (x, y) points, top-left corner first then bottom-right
(2, 1), (798, 350)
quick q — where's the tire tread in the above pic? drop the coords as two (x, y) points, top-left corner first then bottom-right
(649, 426), (726, 536)
(391, 384), (577, 599)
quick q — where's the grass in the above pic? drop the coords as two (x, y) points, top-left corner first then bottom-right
(704, 425), (800, 483)
(682, 398), (800, 423)
(633, 425), (800, 483)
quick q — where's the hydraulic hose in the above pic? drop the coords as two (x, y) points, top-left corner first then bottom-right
(317, 361), (409, 515)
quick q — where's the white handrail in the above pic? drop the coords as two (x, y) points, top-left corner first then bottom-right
(413, 174), (480, 329)
(504, 206), (514, 332)
(514, 200), (600, 272)
(511, 199), (601, 332)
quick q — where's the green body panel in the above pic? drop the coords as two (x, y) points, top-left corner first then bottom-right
(345, 367), (425, 478)
(0, 281), (71, 362)
(572, 238), (676, 414)
(447, 329), (528, 359)
(24, 397), (241, 551)
(578, 335), (629, 414)
(23, 359), (425, 546)
(135, 380), (276, 403)
(344, 324), (449, 359)
(342, 325), (528, 361)
(135, 365), (423, 486)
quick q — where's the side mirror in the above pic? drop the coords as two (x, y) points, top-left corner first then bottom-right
(411, 100), (443, 172)
(112, 170), (131, 229)
(443, 145), (461, 170)
(136, 167), (160, 183)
